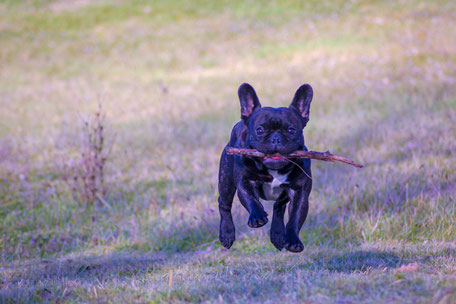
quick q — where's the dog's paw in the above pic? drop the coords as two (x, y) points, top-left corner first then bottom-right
(285, 242), (304, 253)
(284, 235), (304, 253)
(219, 227), (235, 249)
(248, 211), (268, 228)
(219, 220), (235, 249)
(219, 232), (235, 249)
(270, 230), (285, 251)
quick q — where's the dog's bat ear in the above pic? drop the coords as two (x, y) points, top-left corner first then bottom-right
(290, 84), (313, 126)
(238, 83), (261, 121)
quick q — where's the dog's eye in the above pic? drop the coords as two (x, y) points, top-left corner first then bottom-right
(256, 127), (264, 135)
(288, 127), (296, 135)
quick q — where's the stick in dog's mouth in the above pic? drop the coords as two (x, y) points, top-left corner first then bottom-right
(225, 147), (363, 168)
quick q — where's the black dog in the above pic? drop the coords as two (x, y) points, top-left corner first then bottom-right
(218, 83), (313, 253)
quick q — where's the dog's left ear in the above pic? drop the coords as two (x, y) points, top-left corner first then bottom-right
(290, 84), (313, 126)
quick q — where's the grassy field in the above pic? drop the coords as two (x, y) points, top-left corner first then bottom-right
(1, 0), (456, 303)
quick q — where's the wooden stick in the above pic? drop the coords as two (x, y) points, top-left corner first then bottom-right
(225, 147), (363, 168)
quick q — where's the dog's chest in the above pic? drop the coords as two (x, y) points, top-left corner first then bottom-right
(262, 170), (289, 201)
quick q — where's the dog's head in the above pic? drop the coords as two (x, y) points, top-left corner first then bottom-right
(239, 83), (313, 170)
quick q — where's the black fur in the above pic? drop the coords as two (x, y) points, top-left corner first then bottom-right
(218, 83), (313, 252)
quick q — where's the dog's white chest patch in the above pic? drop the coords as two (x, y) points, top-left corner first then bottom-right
(262, 170), (289, 201)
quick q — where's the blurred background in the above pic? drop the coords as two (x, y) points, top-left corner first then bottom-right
(1, 0), (455, 302)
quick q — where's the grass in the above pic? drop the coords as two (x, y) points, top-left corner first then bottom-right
(1, 0), (456, 303)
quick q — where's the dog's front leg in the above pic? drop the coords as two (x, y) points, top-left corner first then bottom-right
(237, 178), (268, 228)
(284, 189), (310, 252)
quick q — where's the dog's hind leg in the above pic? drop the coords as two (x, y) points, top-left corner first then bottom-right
(270, 195), (289, 250)
(284, 189), (310, 253)
(218, 148), (237, 249)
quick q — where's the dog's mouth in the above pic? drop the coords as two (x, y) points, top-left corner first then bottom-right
(261, 146), (303, 169)
(252, 145), (302, 169)
(265, 156), (284, 160)
(263, 155), (287, 163)
(262, 155), (289, 169)
(254, 145), (303, 158)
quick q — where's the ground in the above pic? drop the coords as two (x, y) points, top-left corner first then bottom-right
(0, 0), (455, 303)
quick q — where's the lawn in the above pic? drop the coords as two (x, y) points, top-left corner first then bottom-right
(0, 0), (455, 303)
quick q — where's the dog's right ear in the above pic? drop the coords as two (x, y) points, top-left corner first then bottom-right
(289, 84), (313, 127)
(238, 83), (261, 121)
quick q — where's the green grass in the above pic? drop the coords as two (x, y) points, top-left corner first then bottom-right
(1, 0), (456, 303)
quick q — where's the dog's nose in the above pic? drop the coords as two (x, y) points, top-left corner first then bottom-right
(270, 134), (281, 145)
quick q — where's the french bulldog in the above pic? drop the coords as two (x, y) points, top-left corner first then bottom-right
(218, 83), (313, 253)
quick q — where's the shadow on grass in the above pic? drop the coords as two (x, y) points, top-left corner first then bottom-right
(0, 252), (169, 302)
(299, 246), (456, 273)
(305, 249), (400, 272)
(2, 240), (455, 303)
(2, 252), (166, 283)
